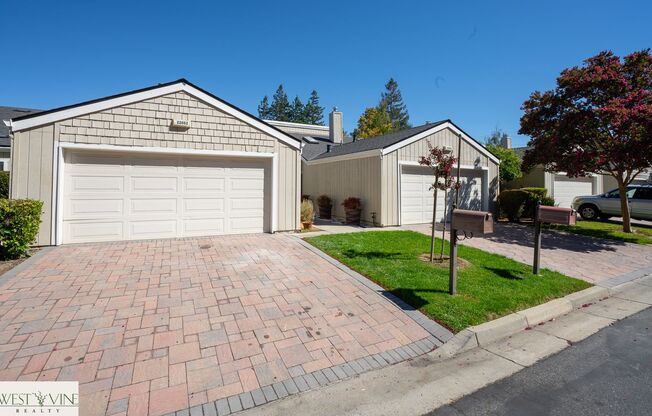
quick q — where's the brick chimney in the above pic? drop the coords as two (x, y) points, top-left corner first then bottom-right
(329, 107), (343, 144)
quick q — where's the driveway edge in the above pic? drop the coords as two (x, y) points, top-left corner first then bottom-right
(0, 246), (54, 286)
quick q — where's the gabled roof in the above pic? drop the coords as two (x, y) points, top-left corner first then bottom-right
(0, 106), (42, 146)
(8, 79), (301, 149)
(308, 120), (499, 164)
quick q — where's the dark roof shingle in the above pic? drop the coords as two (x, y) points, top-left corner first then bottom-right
(0, 106), (43, 146)
(310, 121), (447, 160)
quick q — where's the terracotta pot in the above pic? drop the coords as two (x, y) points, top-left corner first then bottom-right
(345, 208), (361, 225)
(302, 221), (312, 230)
(318, 204), (332, 219)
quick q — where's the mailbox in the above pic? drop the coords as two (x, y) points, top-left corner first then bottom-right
(538, 206), (576, 225)
(452, 209), (494, 234)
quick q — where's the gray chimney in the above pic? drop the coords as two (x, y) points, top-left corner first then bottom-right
(329, 107), (343, 144)
(500, 135), (512, 149)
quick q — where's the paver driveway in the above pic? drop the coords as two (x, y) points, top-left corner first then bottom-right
(0, 234), (435, 415)
(404, 223), (652, 283)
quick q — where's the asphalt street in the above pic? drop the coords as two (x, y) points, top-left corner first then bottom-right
(428, 306), (652, 416)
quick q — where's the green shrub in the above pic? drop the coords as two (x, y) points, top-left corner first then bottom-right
(0, 199), (43, 260)
(498, 188), (552, 221)
(0, 172), (8, 199)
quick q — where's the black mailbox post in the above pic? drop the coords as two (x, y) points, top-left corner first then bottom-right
(533, 203), (577, 275)
(449, 208), (494, 295)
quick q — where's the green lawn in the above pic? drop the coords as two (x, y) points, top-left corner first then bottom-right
(306, 231), (591, 332)
(548, 220), (652, 245)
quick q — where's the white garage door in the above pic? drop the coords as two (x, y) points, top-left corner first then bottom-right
(400, 165), (483, 225)
(62, 151), (268, 244)
(553, 176), (593, 208)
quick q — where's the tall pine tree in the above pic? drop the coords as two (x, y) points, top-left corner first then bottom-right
(303, 90), (325, 125)
(257, 96), (271, 119)
(290, 96), (305, 123)
(270, 84), (291, 121)
(379, 78), (410, 130)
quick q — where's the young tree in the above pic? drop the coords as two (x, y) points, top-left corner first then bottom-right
(270, 84), (291, 121)
(257, 96), (271, 119)
(289, 96), (305, 123)
(304, 90), (325, 125)
(380, 78), (411, 131)
(419, 142), (458, 261)
(353, 107), (392, 139)
(486, 143), (522, 187)
(520, 49), (652, 233)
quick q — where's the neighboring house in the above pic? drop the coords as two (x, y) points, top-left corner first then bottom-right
(291, 119), (500, 226)
(507, 146), (651, 208)
(0, 106), (42, 171)
(7, 79), (302, 245)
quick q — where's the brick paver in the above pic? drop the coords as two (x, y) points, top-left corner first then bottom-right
(0, 234), (436, 415)
(404, 222), (652, 283)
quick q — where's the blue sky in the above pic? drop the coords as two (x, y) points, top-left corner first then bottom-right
(2, 1), (649, 147)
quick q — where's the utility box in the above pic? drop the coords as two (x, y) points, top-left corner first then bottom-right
(538, 206), (576, 225)
(452, 209), (494, 235)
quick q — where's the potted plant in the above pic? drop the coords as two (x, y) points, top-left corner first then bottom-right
(316, 195), (333, 219)
(300, 199), (314, 229)
(342, 197), (362, 225)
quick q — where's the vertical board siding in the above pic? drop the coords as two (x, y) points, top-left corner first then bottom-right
(10, 125), (55, 245)
(302, 157), (381, 225)
(11, 91), (301, 246)
(382, 127), (500, 225)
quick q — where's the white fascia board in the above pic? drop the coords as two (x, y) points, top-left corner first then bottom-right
(267, 119), (329, 131)
(304, 149), (381, 165)
(381, 122), (500, 164)
(58, 142), (275, 158)
(11, 82), (301, 150)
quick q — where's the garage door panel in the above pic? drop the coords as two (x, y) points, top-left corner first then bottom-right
(63, 151), (268, 243)
(129, 198), (177, 215)
(70, 175), (124, 193)
(130, 176), (178, 192)
(129, 220), (177, 239)
(66, 198), (124, 218)
(183, 219), (225, 235)
(66, 221), (124, 243)
(554, 176), (593, 208)
(183, 177), (225, 192)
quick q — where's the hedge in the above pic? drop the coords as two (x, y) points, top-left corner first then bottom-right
(0, 199), (43, 260)
(498, 187), (554, 221)
(0, 172), (8, 199)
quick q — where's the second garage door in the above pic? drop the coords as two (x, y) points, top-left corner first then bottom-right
(400, 165), (484, 225)
(553, 175), (594, 208)
(62, 151), (269, 244)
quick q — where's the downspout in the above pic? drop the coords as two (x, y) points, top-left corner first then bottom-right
(5, 119), (13, 197)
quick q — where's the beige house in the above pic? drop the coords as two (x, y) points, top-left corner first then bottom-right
(7, 79), (302, 245)
(280, 117), (500, 227)
(508, 147), (651, 208)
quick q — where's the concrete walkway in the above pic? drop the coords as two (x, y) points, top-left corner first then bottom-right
(240, 273), (652, 416)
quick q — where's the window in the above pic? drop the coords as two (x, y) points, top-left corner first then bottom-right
(606, 187), (637, 198)
(633, 188), (652, 200)
(0, 161), (4, 171)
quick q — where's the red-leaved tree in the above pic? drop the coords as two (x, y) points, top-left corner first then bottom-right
(419, 142), (457, 261)
(520, 49), (652, 233)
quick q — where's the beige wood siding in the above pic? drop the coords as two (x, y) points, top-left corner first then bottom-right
(381, 127), (500, 225)
(10, 91), (300, 245)
(10, 125), (56, 245)
(302, 157), (381, 225)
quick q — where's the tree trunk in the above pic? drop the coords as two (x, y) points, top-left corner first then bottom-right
(440, 188), (448, 259)
(616, 176), (633, 233)
(430, 175), (439, 262)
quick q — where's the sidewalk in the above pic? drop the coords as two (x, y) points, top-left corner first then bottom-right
(238, 273), (652, 416)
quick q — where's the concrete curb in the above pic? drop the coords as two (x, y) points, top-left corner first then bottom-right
(433, 285), (610, 360)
